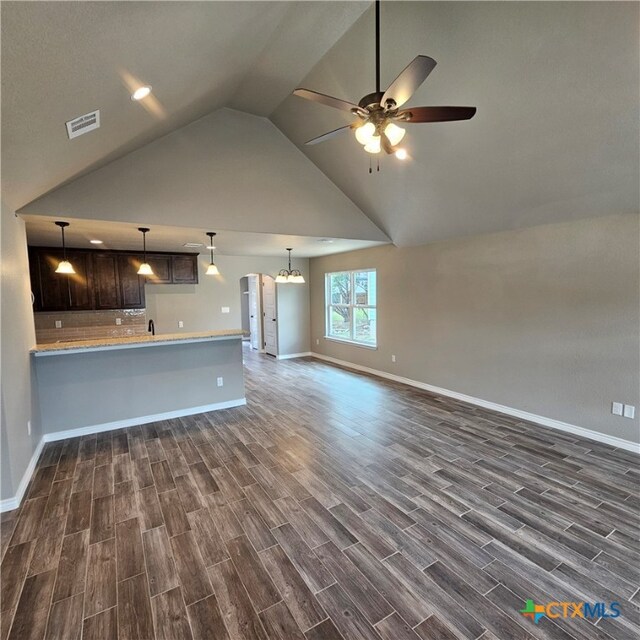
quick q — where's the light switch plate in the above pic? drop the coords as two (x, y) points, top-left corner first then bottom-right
(55, 320), (62, 329)
(115, 318), (122, 326)
(612, 402), (624, 416)
(217, 377), (224, 387)
(221, 307), (230, 314)
(623, 404), (635, 419)
(178, 321), (184, 328)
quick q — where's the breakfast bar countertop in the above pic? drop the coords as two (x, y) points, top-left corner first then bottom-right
(31, 329), (246, 356)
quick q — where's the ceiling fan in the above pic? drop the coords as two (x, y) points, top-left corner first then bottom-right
(293, 0), (476, 160)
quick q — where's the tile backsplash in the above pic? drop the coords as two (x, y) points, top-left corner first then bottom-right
(35, 309), (147, 344)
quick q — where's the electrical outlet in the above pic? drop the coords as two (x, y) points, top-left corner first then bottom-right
(612, 402), (624, 416)
(391, 355), (396, 363)
(221, 306), (230, 314)
(115, 318), (122, 326)
(217, 377), (224, 387)
(55, 320), (62, 329)
(178, 321), (184, 328)
(316, 338), (320, 345)
(623, 404), (636, 419)
(27, 420), (31, 436)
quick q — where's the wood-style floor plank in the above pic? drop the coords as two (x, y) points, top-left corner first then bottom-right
(2, 345), (637, 640)
(84, 538), (116, 618)
(150, 586), (193, 640)
(117, 572), (155, 640)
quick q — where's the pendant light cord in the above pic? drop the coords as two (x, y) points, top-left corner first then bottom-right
(61, 225), (67, 261)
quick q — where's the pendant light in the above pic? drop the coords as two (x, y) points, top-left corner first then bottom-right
(136, 227), (154, 276)
(54, 221), (75, 274)
(205, 232), (220, 275)
(275, 248), (305, 284)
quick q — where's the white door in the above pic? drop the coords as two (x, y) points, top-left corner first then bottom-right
(263, 276), (278, 356)
(248, 275), (261, 351)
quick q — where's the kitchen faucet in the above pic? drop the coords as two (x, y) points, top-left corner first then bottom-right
(148, 319), (155, 336)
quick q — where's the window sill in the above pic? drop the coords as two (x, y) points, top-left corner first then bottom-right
(323, 336), (378, 350)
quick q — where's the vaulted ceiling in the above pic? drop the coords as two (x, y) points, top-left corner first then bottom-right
(2, 1), (638, 248)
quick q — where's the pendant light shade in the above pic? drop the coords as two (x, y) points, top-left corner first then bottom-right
(54, 221), (76, 274)
(276, 248), (305, 284)
(136, 227), (154, 276)
(205, 232), (220, 275)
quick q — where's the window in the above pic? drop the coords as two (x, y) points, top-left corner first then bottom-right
(325, 269), (377, 347)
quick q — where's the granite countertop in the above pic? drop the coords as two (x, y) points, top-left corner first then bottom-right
(31, 329), (246, 356)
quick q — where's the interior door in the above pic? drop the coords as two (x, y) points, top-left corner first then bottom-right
(263, 276), (278, 357)
(248, 275), (261, 351)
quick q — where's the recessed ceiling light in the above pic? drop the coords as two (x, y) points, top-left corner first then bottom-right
(90, 239), (103, 244)
(131, 86), (152, 101)
(318, 238), (335, 243)
(183, 242), (203, 248)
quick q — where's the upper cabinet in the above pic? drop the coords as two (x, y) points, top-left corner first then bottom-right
(145, 254), (198, 285)
(93, 252), (121, 309)
(29, 248), (94, 311)
(171, 255), (198, 284)
(117, 255), (146, 308)
(28, 247), (198, 311)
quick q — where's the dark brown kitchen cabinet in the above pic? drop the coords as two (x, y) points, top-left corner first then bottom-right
(93, 253), (121, 309)
(143, 253), (198, 285)
(171, 255), (198, 284)
(29, 248), (93, 311)
(146, 255), (172, 284)
(117, 255), (145, 308)
(28, 246), (197, 311)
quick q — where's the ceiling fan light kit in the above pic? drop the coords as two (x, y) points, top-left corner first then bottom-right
(293, 0), (476, 165)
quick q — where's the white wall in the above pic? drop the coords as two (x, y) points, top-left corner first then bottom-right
(1, 202), (41, 502)
(310, 214), (640, 445)
(145, 254), (310, 356)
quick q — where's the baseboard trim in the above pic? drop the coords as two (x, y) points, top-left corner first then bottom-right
(310, 352), (639, 454)
(0, 398), (247, 513)
(276, 352), (312, 360)
(42, 398), (247, 443)
(0, 437), (45, 513)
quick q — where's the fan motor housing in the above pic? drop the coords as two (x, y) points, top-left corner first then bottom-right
(358, 91), (385, 111)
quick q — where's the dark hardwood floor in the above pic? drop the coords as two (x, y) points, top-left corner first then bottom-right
(1, 344), (639, 639)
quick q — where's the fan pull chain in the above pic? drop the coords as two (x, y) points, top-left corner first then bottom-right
(369, 157), (372, 174)
(377, 158), (380, 172)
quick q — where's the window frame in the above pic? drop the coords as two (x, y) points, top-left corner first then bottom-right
(325, 269), (377, 349)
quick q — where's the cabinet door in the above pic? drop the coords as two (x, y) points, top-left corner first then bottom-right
(66, 251), (93, 310)
(146, 255), (172, 284)
(93, 253), (121, 309)
(117, 255), (146, 308)
(30, 249), (68, 311)
(172, 255), (198, 284)
(29, 249), (92, 311)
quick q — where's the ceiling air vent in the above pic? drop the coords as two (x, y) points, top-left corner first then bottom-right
(65, 110), (100, 139)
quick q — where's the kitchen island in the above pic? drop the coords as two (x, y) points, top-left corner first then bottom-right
(31, 330), (246, 440)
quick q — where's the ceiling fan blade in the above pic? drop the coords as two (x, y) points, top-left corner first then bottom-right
(305, 125), (354, 146)
(397, 106), (477, 123)
(380, 131), (394, 155)
(293, 88), (367, 116)
(380, 55), (437, 109)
